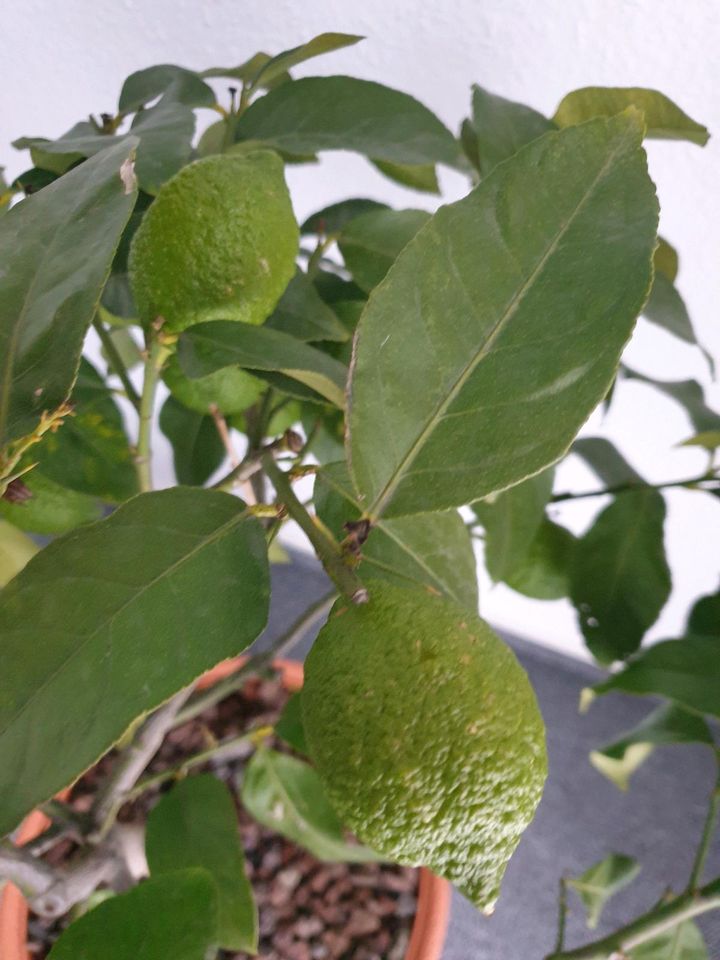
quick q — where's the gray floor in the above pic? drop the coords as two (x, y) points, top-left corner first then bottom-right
(258, 555), (720, 959)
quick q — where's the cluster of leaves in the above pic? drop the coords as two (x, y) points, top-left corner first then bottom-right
(0, 31), (718, 960)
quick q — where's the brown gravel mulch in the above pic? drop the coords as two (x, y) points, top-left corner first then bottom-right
(26, 671), (418, 960)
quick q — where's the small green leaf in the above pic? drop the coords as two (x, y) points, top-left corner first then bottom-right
(554, 87), (709, 145)
(623, 369), (720, 435)
(680, 431), (720, 452)
(242, 747), (379, 862)
(235, 76), (461, 166)
(348, 114), (658, 519)
(119, 64), (216, 113)
(48, 869), (218, 960)
(687, 589), (720, 638)
(473, 470), (554, 583)
(0, 520), (38, 587)
(572, 437), (644, 487)
(644, 271), (696, 345)
(371, 158), (440, 194)
(338, 208), (431, 292)
(275, 692), (309, 756)
(302, 583), (547, 910)
(0, 468), (102, 534)
(504, 519), (575, 601)
(0, 139), (137, 450)
(203, 52), (290, 89)
(593, 635), (720, 718)
(654, 236), (679, 282)
(159, 396), (225, 486)
(265, 270), (349, 342)
(34, 358), (136, 503)
(128, 100), (196, 194)
(249, 33), (364, 90)
(0, 488), (269, 837)
(570, 490), (671, 663)
(146, 775), (257, 952)
(301, 198), (390, 236)
(163, 353), (265, 416)
(568, 853), (641, 929)
(468, 84), (555, 175)
(590, 703), (714, 791)
(178, 321), (349, 409)
(629, 922), (708, 959)
(315, 461), (478, 610)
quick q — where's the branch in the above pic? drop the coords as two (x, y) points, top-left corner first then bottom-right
(0, 841), (57, 897)
(134, 329), (172, 493)
(688, 752), (720, 891)
(552, 474), (718, 504)
(92, 316), (141, 412)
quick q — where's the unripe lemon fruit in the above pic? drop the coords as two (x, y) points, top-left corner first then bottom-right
(302, 581), (547, 911)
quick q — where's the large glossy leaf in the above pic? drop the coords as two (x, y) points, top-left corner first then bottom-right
(159, 396), (225, 486)
(553, 87), (709, 145)
(590, 703), (714, 791)
(622, 369), (720, 435)
(687, 589), (720, 638)
(504, 518), (575, 600)
(338, 208), (430, 292)
(570, 490), (671, 663)
(628, 921), (708, 959)
(592, 635), (720, 718)
(249, 33), (364, 90)
(468, 84), (555, 175)
(146, 775), (256, 952)
(128, 100), (196, 193)
(178, 321), (348, 409)
(0, 139), (137, 450)
(265, 270), (349, 342)
(348, 114), (658, 519)
(315, 461), (478, 610)
(0, 520), (38, 587)
(241, 747), (379, 862)
(568, 854), (640, 929)
(118, 64), (216, 113)
(235, 76), (460, 166)
(34, 358), (136, 502)
(48, 869), (218, 960)
(473, 470), (554, 582)
(0, 487), (269, 837)
(572, 437), (644, 487)
(0, 468), (102, 534)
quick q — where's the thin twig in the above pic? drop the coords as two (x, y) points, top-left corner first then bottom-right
(92, 317), (141, 411)
(688, 751), (720, 891)
(134, 332), (171, 493)
(552, 474), (718, 504)
(554, 877), (568, 954)
(209, 403), (239, 467)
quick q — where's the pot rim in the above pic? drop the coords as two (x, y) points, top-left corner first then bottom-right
(0, 656), (451, 960)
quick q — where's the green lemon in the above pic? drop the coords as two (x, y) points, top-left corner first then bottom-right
(302, 581), (547, 911)
(162, 353), (264, 416)
(129, 151), (298, 332)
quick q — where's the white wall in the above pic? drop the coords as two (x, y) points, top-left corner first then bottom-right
(2, 0), (719, 658)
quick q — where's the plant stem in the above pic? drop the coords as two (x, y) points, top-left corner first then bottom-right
(92, 317), (141, 412)
(546, 876), (720, 960)
(0, 841), (57, 897)
(263, 456), (368, 603)
(554, 878), (568, 954)
(135, 335), (169, 493)
(688, 752), (720, 891)
(173, 590), (337, 727)
(552, 474), (718, 504)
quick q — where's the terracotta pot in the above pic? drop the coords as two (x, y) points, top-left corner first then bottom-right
(0, 658), (451, 960)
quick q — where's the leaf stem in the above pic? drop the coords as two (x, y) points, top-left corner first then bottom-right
(92, 316), (141, 412)
(688, 751), (720, 891)
(263, 456), (369, 603)
(135, 333), (170, 493)
(554, 878), (568, 954)
(551, 474), (718, 503)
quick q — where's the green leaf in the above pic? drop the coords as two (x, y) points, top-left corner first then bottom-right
(572, 437), (644, 487)
(146, 775), (257, 952)
(48, 869), (218, 960)
(235, 76), (461, 166)
(159, 396), (225, 485)
(302, 582), (547, 910)
(338, 208), (431, 292)
(241, 747), (379, 862)
(249, 33), (364, 90)
(178, 321), (348, 409)
(265, 270), (349, 342)
(628, 921), (708, 959)
(680, 430), (720, 452)
(119, 64), (216, 113)
(0, 139), (137, 450)
(202, 52), (290, 89)
(0, 487), (269, 837)
(654, 236), (679, 282)
(315, 461), (478, 610)
(0, 468), (102, 534)
(623, 369), (720, 435)
(568, 853), (641, 929)
(371, 158), (440, 194)
(593, 635), (720, 718)
(348, 113), (658, 519)
(570, 490), (671, 663)
(0, 520), (38, 587)
(644, 271), (696, 344)
(473, 470), (554, 582)
(553, 87), (709, 145)
(33, 358), (136, 502)
(468, 84), (555, 175)
(163, 353), (265, 416)
(301, 198), (389, 236)
(687, 589), (720, 638)
(504, 518), (575, 600)
(275, 692), (309, 756)
(590, 703), (714, 791)
(128, 100), (196, 194)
